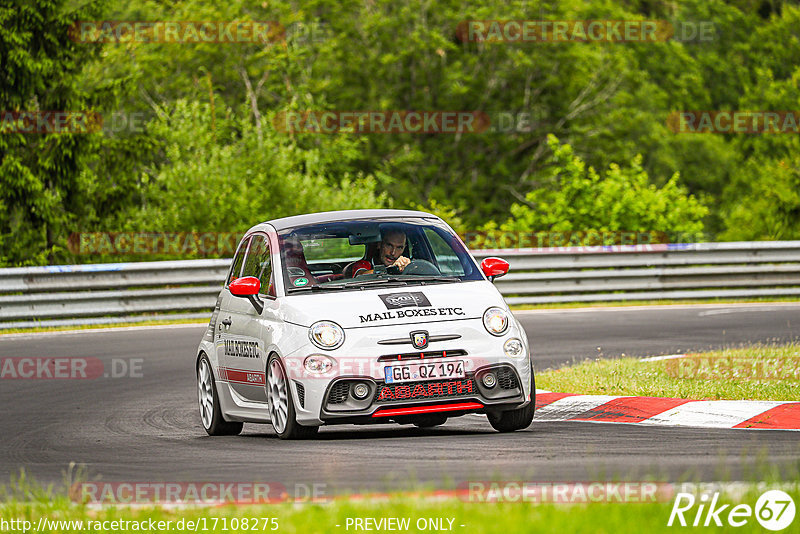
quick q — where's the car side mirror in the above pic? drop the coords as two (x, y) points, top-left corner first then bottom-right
(229, 276), (264, 314)
(480, 257), (510, 282)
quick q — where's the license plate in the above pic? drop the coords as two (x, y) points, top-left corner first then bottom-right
(384, 360), (465, 384)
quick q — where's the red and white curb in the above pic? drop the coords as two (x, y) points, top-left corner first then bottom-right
(534, 391), (800, 430)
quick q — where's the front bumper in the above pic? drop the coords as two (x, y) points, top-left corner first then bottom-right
(284, 316), (532, 426)
(317, 363), (527, 425)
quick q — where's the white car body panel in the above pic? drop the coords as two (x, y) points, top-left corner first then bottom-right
(196, 210), (533, 429)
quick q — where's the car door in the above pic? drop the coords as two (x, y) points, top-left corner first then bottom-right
(218, 233), (276, 402)
(215, 235), (248, 379)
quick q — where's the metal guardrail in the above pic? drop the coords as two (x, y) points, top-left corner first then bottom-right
(1, 241), (799, 328)
(0, 260), (229, 328)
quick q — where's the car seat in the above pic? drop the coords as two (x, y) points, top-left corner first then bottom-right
(281, 237), (316, 286)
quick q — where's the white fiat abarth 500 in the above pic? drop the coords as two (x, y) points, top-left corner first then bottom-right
(196, 209), (535, 439)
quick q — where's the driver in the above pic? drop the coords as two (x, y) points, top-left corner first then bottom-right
(348, 228), (411, 277)
(375, 229), (411, 272)
(344, 228), (411, 278)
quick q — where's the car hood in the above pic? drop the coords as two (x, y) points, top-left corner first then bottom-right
(280, 280), (506, 329)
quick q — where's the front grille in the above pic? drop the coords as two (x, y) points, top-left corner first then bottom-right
(327, 381), (350, 404)
(373, 377), (476, 404)
(295, 381), (305, 408)
(496, 367), (520, 390)
(377, 349), (468, 362)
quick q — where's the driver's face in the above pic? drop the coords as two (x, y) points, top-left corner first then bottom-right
(379, 233), (406, 266)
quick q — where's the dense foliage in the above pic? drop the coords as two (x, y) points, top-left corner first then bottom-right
(2, 0), (799, 265)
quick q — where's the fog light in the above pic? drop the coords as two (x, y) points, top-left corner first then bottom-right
(482, 373), (497, 388)
(304, 354), (334, 373)
(503, 338), (524, 358)
(352, 383), (370, 399)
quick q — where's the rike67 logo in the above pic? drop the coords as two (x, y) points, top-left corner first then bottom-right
(668, 490), (795, 530)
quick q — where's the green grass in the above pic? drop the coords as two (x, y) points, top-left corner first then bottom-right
(537, 344), (800, 401)
(3, 463), (799, 534)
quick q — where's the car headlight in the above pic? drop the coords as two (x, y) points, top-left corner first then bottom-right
(308, 321), (345, 350)
(503, 338), (524, 358)
(483, 307), (509, 336)
(304, 354), (335, 373)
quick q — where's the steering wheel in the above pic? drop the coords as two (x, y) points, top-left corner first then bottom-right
(398, 259), (441, 276)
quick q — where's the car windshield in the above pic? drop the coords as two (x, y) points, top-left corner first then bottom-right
(278, 217), (482, 293)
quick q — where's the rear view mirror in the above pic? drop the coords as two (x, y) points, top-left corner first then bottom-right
(480, 257), (510, 282)
(229, 276), (260, 296)
(228, 276), (263, 313)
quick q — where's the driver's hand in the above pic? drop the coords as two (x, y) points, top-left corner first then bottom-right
(392, 256), (411, 272)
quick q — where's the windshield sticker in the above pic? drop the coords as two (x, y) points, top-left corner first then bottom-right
(360, 307), (465, 324)
(379, 292), (431, 309)
(293, 277), (309, 287)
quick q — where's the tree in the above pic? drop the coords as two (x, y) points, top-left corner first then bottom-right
(114, 100), (387, 243)
(494, 135), (708, 239)
(0, 0), (113, 265)
(720, 155), (800, 240)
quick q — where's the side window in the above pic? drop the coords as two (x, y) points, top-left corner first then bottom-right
(423, 228), (466, 276)
(241, 234), (274, 296)
(227, 236), (250, 285)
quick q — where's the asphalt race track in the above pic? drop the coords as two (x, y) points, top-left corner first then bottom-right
(519, 303), (800, 370)
(1, 303), (799, 492)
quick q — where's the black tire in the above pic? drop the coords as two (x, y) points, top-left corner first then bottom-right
(487, 363), (536, 433)
(266, 355), (319, 440)
(197, 355), (243, 436)
(411, 415), (448, 428)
